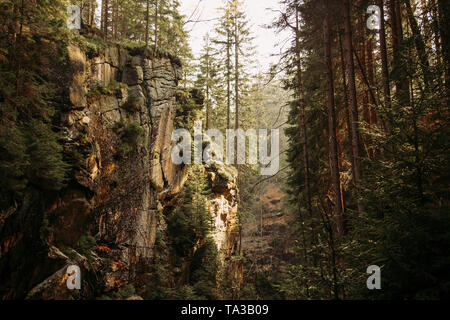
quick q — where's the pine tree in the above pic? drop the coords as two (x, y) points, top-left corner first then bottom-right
(0, 0), (70, 208)
(324, 0), (344, 237)
(230, 0), (254, 133)
(167, 165), (213, 257)
(195, 34), (223, 130)
(213, 1), (234, 129)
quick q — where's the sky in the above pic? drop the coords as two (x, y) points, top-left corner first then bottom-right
(179, 0), (290, 72)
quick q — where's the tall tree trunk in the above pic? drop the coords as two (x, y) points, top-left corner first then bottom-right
(360, 24), (377, 159)
(86, 1), (89, 26)
(378, 0), (392, 128)
(343, 0), (363, 212)
(89, 0), (94, 26)
(103, 0), (109, 39)
(101, 0), (105, 32)
(113, 0), (119, 40)
(205, 85), (210, 130)
(389, 0), (410, 105)
(359, 24), (371, 160)
(120, 3), (126, 39)
(145, 0), (150, 47)
(338, 31), (354, 175)
(14, 0), (24, 97)
(438, 0), (450, 104)
(404, 0), (432, 90)
(430, 0), (442, 70)
(296, 6), (318, 265)
(234, 11), (239, 133)
(365, 26), (377, 158)
(367, 32), (379, 157)
(226, 29), (231, 130)
(324, 4), (344, 236)
(155, 0), (159, 48)
(205, 43), (211, 130)
(366, 30), (377, 126)
(111, 1), (115, 39)
(295, 6), (313, 222)
(90, 0), (95, 27)
(234, 6), (239, 166)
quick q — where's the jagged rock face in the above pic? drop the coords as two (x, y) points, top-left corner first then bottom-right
(0, 44), (187, 299)
(206, 164), (239, 261)
(206, 164), (243, 298)
(0, 43), (244, 300)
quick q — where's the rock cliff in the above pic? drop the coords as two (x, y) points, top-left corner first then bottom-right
(0, 42), (241, 299)
(206, 164), (243, 299)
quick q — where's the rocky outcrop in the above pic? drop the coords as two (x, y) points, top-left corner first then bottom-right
(0, 42), (186, 299)
(206, 163), (243, 298)
(0, 40), (244, 300)
(206, 164), (239, 261)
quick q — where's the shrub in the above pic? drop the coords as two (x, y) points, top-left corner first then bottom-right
(190, 238), (221, 300)
(87, 80), (112, 98)
(165, 285), (200, 300)
(114, 121), (145, 157)
(77, 234), (96, 260)
(117, 284), (136, 299)
(26, 119), (70, 190)
(109, 80), (128, 92)
(0, 123), (29, 199)
(122, 93), (143, 113)
(72, 34), (107, 58)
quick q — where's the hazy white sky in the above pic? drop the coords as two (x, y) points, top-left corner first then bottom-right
(179, 0), (290, 72)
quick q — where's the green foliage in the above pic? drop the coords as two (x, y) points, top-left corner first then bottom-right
(209, 0), (255, 131)
(144, 230), (171, 300)
(87, 80), (112, 98)
(167, 165), (212, 256)
(190, 237), (221, 300)
(0, 0), (72, 208)
(77, 234), (96, 260)
(174, 88), (204, 129)
(145, 229), (220, 300)
(117, 284), (136, 300)
(194, 34), (225, 130)
(80, 0), (191, 71)
(0, 101), (70, 202)
(240, 283), (258, 300)
(122, 93), (143, 113)
(0, 122), (29, 198)
(273, 0), (450, 300)
(109, 80), (129, 93)
(26, 119), (70, 190)
(147, 165), (222, 300)
(164, 285), (199, 300)
(344, 90), (450, 299)
(87, 80), (129, 100)
(114, 121), (145, 157)
(72, 34), (108, 58)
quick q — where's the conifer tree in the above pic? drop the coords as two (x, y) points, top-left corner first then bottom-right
(213, 1), (234, 129)
(195, 34), (223, 130)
